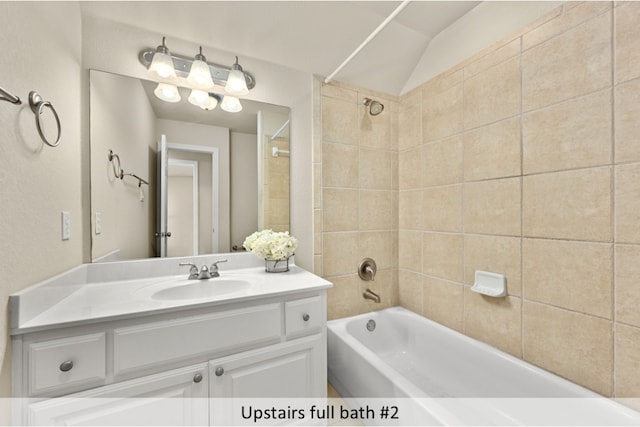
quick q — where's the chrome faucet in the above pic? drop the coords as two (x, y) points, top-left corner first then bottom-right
(363, 288), (381, 303)
(179, 259), (228, 280)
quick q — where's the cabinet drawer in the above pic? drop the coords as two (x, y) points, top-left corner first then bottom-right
(113, 303), (281, 377)
(28, 333), (106, 397)
(285, 296), (321, 338)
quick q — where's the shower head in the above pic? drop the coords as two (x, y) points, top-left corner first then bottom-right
(363, 97), (384, 116)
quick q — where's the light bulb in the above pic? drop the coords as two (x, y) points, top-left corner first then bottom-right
(224, 56), (249, 96)
(148, 37), (176, 80)
(221, 95), (242, 113)
(154, 83), (181, 103)
(188, 89), (209, 107)
(201, 96), (218, 110)
(187, 47), (214, 89)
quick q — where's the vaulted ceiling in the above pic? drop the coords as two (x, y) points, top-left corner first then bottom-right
(81, 1), (481, 96)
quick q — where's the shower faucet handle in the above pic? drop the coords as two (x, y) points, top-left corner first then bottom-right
(358, 258), (377, 281)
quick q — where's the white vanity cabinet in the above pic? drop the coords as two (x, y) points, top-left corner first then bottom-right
(27, 363), (210, 426)
(13, 291), (327, 426)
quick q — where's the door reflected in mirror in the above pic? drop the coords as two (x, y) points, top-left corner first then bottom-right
(89, 70), (290, 262)
(167, 158), (199, 257)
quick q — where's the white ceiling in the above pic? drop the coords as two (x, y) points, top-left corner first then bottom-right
(80, 1), (481, 96)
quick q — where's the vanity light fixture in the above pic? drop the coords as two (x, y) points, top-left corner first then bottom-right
(154, 83), (181, 103)
(188, 88), (209, 108)
(140, 37), (256, 113)
(187, 46), (214, 89)
(220, 95), (242, 113)
(201, 95), (220, 111)
(148, 37), (176, 80)
(225, 56), (249, 96)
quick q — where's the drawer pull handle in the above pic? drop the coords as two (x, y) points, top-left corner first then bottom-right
(215, 367), (224, 377)
(59, 361), (74, 372)
(302, 313), (310, 322)
(193, 373), (203, 383)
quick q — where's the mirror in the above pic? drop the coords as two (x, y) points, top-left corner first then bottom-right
(89, 70), (290, 262)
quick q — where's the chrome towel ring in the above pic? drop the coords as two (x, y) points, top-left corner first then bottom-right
(28, 91), (61, 147)
(108, 149), (124, 179)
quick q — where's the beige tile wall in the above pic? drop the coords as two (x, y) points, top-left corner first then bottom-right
(396, 1), (640, 399)
(315, 0), (640, 401)
(315, 80), (400, 320)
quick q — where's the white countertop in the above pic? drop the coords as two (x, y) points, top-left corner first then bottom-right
(10, 255), (332, 335)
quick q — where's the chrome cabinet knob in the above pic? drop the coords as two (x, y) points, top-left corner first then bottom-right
(59, 360), (74, 372)
(215, 367), (224, 377)
(302, 313), (310, 322)
(193, 373), (203, 383)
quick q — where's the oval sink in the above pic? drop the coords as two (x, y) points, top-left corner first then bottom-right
(151, 279), (251, 301)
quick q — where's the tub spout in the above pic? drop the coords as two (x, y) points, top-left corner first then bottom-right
(363, 288), (381, 303)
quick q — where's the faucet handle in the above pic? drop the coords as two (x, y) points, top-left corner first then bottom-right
(179, 262), (199, 280)
(209, 259), (228, 277)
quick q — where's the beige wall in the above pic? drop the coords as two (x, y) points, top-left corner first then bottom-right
(90, 70), (156, 261)
(230, 132), (258, 249)
(0, 1), (83, 405)
(315, 82), (400, 320)
(396, 2), (640, 399)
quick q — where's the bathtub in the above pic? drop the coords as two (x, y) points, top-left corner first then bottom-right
(328, 307), (640, 425)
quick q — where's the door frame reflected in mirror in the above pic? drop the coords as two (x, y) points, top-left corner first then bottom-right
(160, 142), (220, 257)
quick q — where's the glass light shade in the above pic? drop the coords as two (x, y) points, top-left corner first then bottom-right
(154, 83), (181, 103)
(220, 95), (242, 113)
(188, 89), (209, 107)
(187, 59), (214, 89)
(201, 96), (218, 111)
(148, 52), (176, 80)
(225, 69), (249, 96)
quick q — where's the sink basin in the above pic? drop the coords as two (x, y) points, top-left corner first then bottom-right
(150, 279), (252, 301)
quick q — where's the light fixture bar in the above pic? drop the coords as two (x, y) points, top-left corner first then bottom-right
(139, 49), (256, 90)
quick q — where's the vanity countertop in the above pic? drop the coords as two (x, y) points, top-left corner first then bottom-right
(10, 255), (332, 335)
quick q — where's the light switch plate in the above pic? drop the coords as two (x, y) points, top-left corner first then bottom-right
(61, 211), (71, 241)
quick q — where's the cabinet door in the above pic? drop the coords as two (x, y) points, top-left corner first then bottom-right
(27, 363), (209, 426)
(209, 335), (324, 425)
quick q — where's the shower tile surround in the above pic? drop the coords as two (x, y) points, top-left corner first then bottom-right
(316, 81), (400, 318)
(316, 1), (640, 401)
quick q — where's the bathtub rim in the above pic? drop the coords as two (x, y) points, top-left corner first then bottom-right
(329, 306), (606, 400)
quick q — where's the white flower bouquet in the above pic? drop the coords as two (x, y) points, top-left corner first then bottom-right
(243, 229), (297, 269)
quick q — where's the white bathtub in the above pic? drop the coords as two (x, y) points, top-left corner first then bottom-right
(328, 307), (640, 425)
